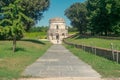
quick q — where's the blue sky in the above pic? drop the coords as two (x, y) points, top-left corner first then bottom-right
(36, 0), (85, 26)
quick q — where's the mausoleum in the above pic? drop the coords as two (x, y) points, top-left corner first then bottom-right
(47, 17), (68, 44)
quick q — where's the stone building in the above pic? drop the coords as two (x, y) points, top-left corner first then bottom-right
(47, 17), (68, 44)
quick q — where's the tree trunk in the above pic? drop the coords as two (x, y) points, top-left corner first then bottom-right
(79, 27), (83, 35)
(105, 30), (108, 36)
(13, 35), (16, 53)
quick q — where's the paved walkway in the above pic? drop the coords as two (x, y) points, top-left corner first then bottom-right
(22, 45), (101, 79)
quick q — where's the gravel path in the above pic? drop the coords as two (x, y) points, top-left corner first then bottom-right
(22, 44), (101, 79)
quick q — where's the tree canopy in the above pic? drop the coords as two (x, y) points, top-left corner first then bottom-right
(86, 0), (120, 35)
(0, 0), (50, 52)
(20, 0), (50, 30)
(0, 0), (50, 30)
(65, 2), (88, 34)
(65, 0), (120, 36)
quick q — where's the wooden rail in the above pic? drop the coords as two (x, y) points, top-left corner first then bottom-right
(63, 39), (120, 63)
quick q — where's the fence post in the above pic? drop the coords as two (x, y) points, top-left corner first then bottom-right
(82, 43), (85, 51)
(94, 46), (97, 55)
(82, 43), (84, 50)
(116, 51), (119, 63)
(83, 43), (85, 51)
(111, 43), (115, 60)
(91, 42), (94, 53)
(74, 44), (75, 48)
(116, 46), (119, 63)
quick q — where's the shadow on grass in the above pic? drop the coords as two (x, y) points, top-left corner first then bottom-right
(7, 47), (26, 52)
(21, 39), (45, 45)
(16, 47), (26, 52)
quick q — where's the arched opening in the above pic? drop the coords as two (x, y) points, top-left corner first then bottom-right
(56, 33), (59, 40)
(62, 33), (65, 38)
(56, 33), (59, 43)
(56, 25), (59, 29)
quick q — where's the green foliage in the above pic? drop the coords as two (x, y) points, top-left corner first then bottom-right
(0, 26), (24, 40)
(0, 0), (33, 40)
(65, 2), (88, 34)
(65, 0), (120, 36)
(24, 26), (48, 39)
(64, 44), (120, 77)
(0, 0), (50, 31)
(0, 40), (51, 79)
(113, 22), (120, 35)
(28, 26), (48, 32)
(0, 26), (12, 40)
(20, 0), (50, 21)
(19, 0), (50, 30)
(24, 32), (47, 39)
(0, 0), (34, 52)
(68, 26), (78, 32)
(86, 0), (120, 36)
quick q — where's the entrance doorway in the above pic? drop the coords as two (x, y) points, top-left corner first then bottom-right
(56, 34), (59, 44)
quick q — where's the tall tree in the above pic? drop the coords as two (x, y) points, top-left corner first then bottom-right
(0, 0), (33, 52)
(65, 2), (88, 34)
(19, 0), (50, 31)
(86, 0), (120, 35)
(86, 0), (99, 35)
(0, 0), (50, 31)
(110, 0), (120, 34)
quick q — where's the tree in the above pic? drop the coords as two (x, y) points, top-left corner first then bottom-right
(19, 0), (50, 31)
(0, 0), (33, 52)
(65, 2), (88, 34)
(86, 0), (120, 35)
(110, 0), (120, 35)
(86, 0), (99, 35)
(28, 26), (48, 32)
(0, 0), (50, 31)
(68, 26), (78, 33)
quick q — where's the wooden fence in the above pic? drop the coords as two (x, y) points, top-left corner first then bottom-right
(63, 39), (120, 63)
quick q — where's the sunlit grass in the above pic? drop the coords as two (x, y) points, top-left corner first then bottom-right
(24, 32), (47, 39)
(64, 44), (120, 77)
(66, 37), (120, 50)
(0, 40), (51, 79)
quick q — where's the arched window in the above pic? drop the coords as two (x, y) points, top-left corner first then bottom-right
(56, 33), (59, 40)
(56, 25), (59, 29)
(62, 33), (65, 38)
(62, 33), (65, 36)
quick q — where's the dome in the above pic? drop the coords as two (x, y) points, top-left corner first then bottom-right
(49, 17), (65, 23)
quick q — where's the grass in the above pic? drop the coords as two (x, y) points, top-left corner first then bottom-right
(68, 31), (78, 34)
(24, 32), (47, 39)
(66, 35), (120, 50)
(64, 44), (120, 78)
(0, 39), (51, 80)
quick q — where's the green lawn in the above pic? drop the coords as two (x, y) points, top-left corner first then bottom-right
(66, 36), (120, 50)
(0, 39), (51, 80)
(68, 32), (78, 34)
(64, 44), (120, 77)
(24, 32), (47, 39)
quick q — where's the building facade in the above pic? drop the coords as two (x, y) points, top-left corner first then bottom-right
(47, 17), (68, 44)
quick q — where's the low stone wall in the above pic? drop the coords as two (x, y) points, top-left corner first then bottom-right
(63, 39), (120, 63)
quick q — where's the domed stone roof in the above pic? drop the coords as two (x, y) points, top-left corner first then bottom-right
(49, 17), (65, 23)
